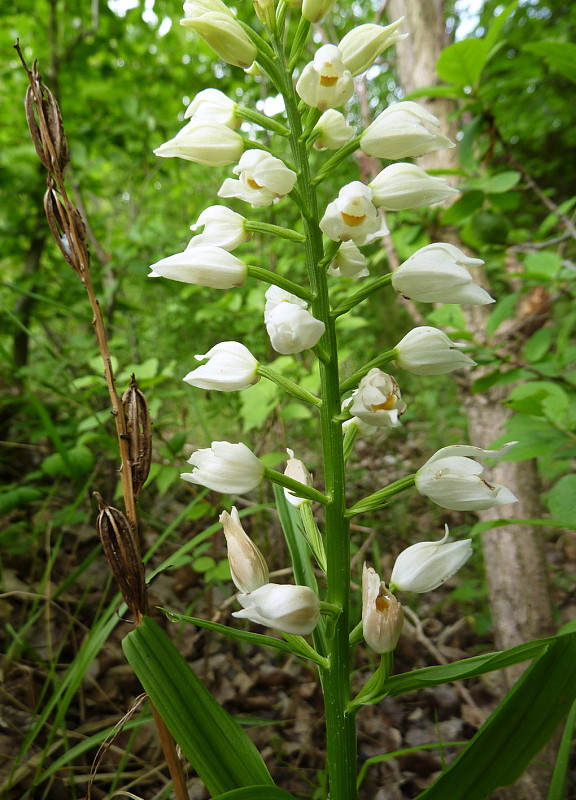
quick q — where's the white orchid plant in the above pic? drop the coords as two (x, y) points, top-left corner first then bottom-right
(118, 3), (576, 800)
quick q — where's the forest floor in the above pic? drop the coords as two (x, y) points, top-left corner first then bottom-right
(2, 446), (575, 800)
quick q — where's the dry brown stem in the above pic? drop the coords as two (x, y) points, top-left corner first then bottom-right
(16, 43), (190, 800)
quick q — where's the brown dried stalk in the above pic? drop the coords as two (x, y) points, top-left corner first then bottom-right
(15, 41), (139, 534)
(16, 42), (190, 800)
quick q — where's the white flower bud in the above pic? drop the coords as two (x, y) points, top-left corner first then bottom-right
(154, 121), (244, 166)
(182, 441), (265, 494)
(188, 206), (249, 251)
(302, 0), (335, 23)
(348, 369), (406, 428)
(264, 286), (308, 321)
(183, 0), (234, 17)
(312, 109), (355, 150)
(148, 245), (246, 289)
(296, 44), (354, 111)
(180, 10), (257, 68)
(183, 341), (259, 391)
(415, 442), (519, 511)
(362, 564), (404, 654)
(394, 326), (476, 375)
(253, 0), (275, 27)
(284, 448), (313, 508)
(339, 20), (406, 77)
(265, 302), (325, 354)
(369, 163), (459, 211)
(391, 243), (493, 305)
(218, 150), (297, 207)
(320, 181), (388, 246)
(327, 241), (369, 278)
(361, 101), (455, 160)
(184, 88), (239, 129)
(390, 526), (472, 593)
(220, 507), (269, 593)
(233, 583), (320, 635)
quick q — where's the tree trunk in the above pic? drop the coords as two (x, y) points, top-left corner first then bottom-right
(386, 2), (555, 797)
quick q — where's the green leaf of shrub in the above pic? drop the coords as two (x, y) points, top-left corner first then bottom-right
(524, 41), (576, 82)
(546, 475), (576, 528)
(122, 616), (274, 795)
(41, 444), (95, 477)
(0, 486), (43, 515)
(436, 39), (490, 88)
(464, 171), (521, 194)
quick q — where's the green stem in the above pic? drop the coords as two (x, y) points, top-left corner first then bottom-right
(246, 264), (314, 302)
(244, 220), (305, 242)
(331, 274), (393, 318)
(257, 364), (322, 407)
(288, 16), (311, 70)
(348, 652), (392, 713)
(312, 135), (362, 185)
(346, 475), (416, 517)
(264, 467), (330, 506)
(272, 32), (357, 800)
(236, 106), (290, 136)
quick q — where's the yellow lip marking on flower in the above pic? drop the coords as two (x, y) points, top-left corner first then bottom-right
(341, 212), (366, 227)
(320, 75), (339, 87)
(375, 593), (391, 613)
(247, 177), (264, 190)
(372, 393), (397, 411)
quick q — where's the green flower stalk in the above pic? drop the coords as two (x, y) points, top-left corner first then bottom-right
(145, 5), (521, 799)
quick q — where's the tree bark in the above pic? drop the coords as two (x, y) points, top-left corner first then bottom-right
(386, 2), (555, 797)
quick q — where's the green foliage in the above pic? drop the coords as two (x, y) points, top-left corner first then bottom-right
(414, 632), (576, 799)
(428, 0), (576, 535)
(122, 616), (275, 795)
(3, 0), (576, 797)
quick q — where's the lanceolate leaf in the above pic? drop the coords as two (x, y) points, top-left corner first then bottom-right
(414, 633), (576, 800)
(384, 636), (553, 697)
(159, 608), (328, 668)
(212, 787), (297, 800)
(123, 616), (274, 795)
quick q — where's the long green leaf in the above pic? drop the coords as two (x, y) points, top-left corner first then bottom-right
(160, 608), (295, 655)
(383, 636), (554, 697)
(122, 616), (274, 796)
(274, 484), (318, 593)
(212, 787), (297, 800)
(273, 484), (327, 657)
(547, 699), (576, 800)
(414, 633), (576, 799)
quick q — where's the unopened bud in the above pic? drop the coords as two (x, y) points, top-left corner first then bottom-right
(220, 507), (269, 593)
(362, 564), (404, 653)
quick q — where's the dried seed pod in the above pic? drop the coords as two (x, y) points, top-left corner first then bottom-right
(43, 185), (89, 274)
(95, 492), (147, 619)
(24, 70), (69, 175)
(122, 375), (152, 500)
